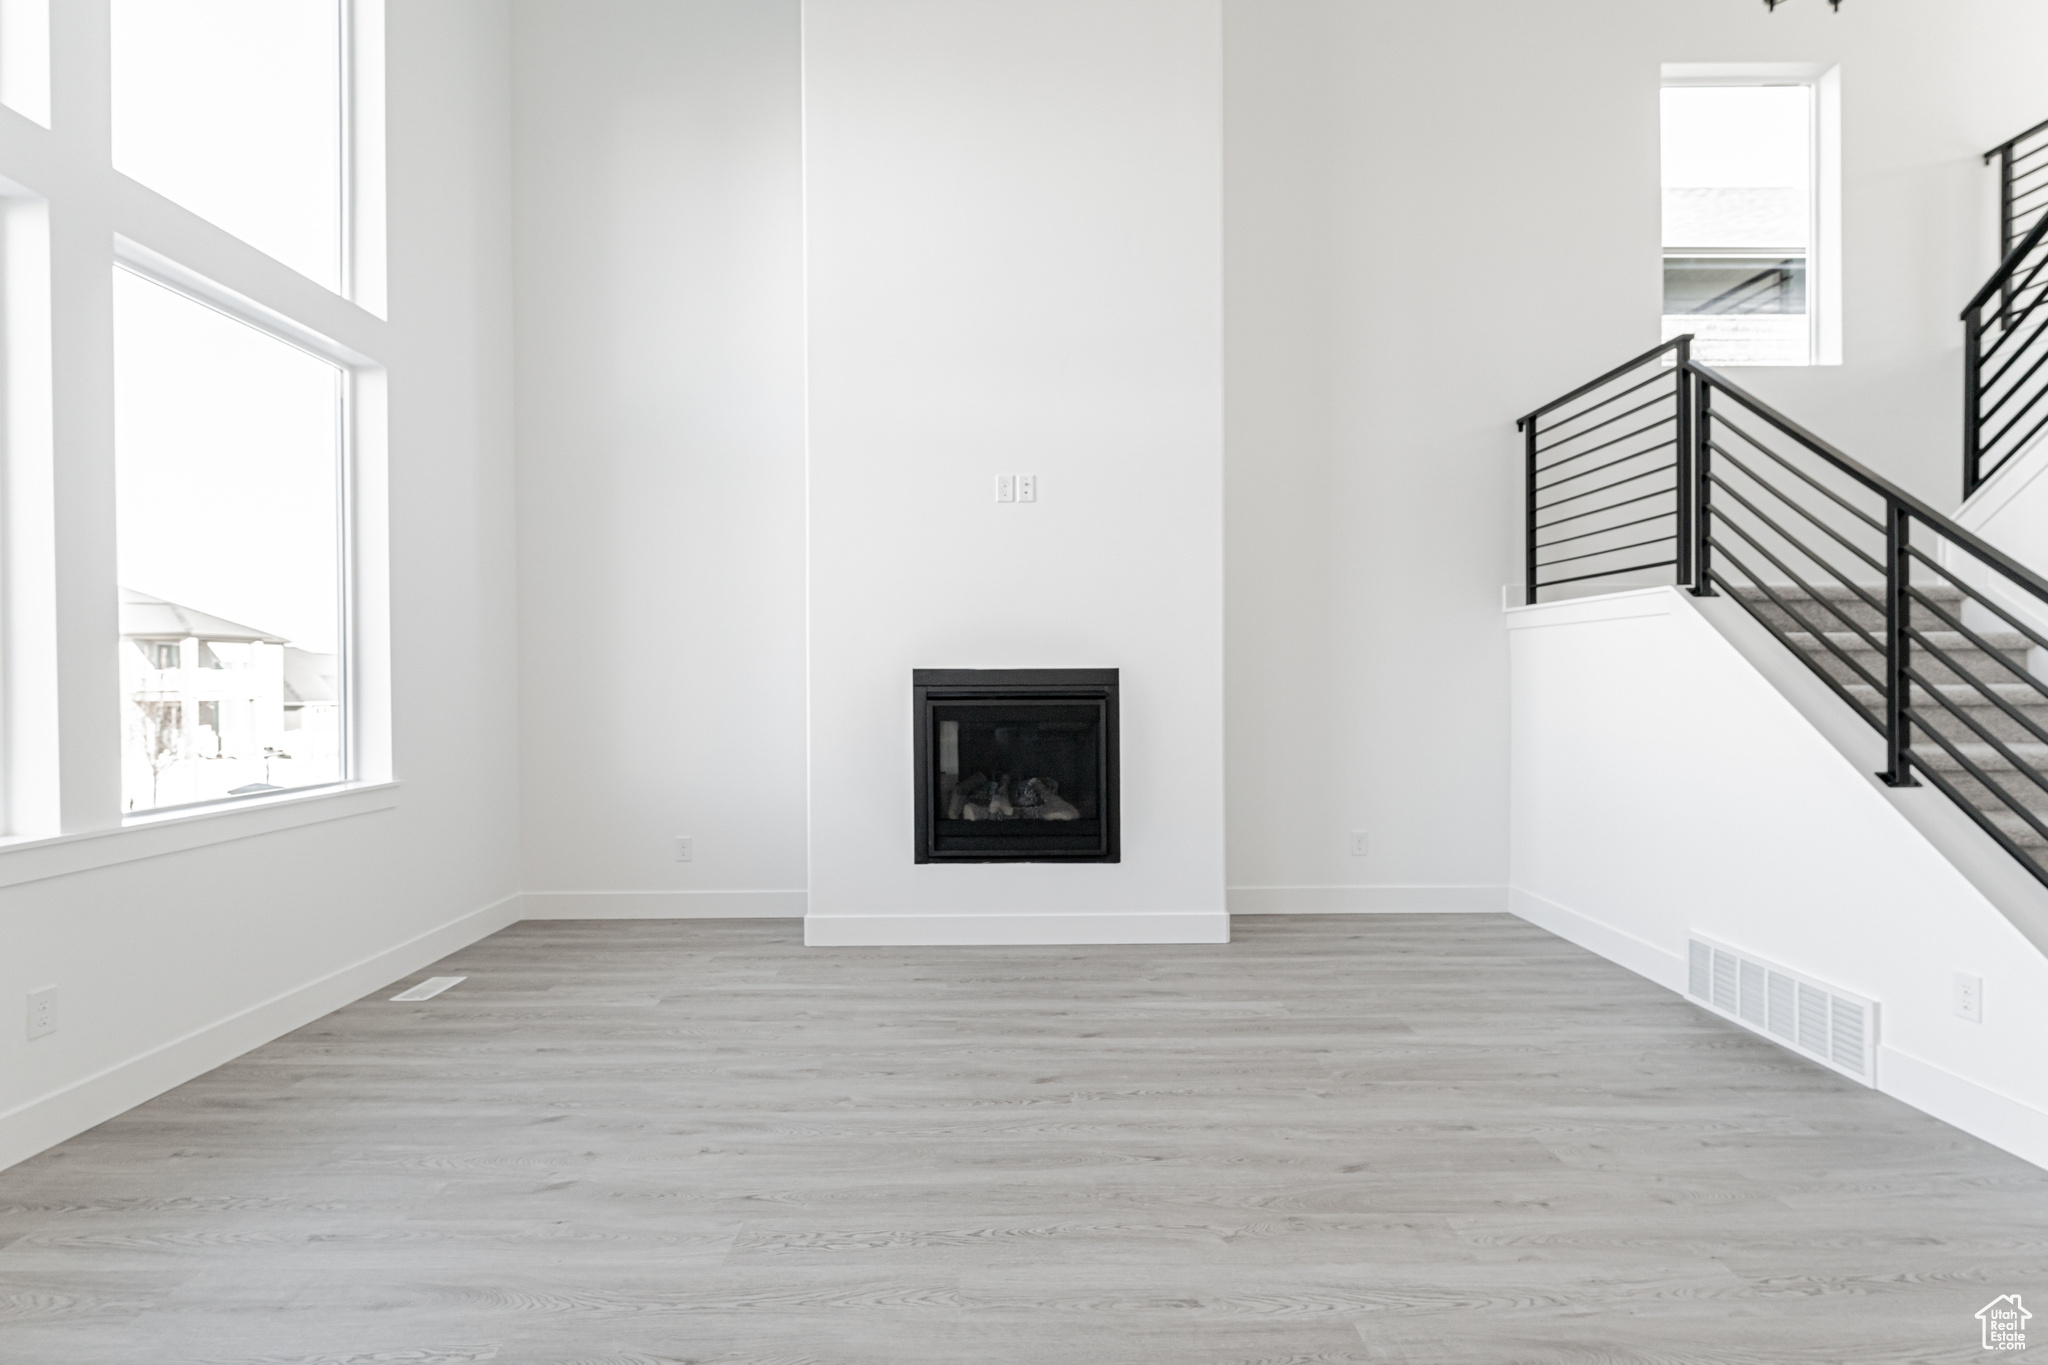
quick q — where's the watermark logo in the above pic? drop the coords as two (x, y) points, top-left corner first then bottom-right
(1980, 1295), (2031, 1351)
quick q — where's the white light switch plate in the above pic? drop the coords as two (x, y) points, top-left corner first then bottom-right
(1954, 971), (1983, 1023)
(1017, 474), (1037, 502)
(674, 836), (694, 863)
(1350, 832), (1369, 857)
(995, 474), (1016, 503)
(26, 986), (55, 1040)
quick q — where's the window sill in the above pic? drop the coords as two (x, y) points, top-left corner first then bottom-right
(0, 781), (401, 890)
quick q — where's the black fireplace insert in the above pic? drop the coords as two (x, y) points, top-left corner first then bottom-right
(913, 668), (1119, 863)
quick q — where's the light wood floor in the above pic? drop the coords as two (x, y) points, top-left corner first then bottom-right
(3, 915), (2046, 1364)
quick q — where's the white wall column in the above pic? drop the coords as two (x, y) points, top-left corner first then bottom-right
(801, 0), (1227, 944)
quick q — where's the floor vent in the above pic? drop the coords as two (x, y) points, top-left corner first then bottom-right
(1686, 934), (1876, 1085)
(391, 975), (466, 1002)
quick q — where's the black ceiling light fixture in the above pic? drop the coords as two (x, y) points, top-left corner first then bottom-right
(1764, 0), (1841, 9)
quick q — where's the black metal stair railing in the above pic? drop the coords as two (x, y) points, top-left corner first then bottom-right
(1964, 210), (2048, 496)
(1515, 337), (1691, 606)
(1519, 347), (2048, 891)
(1988, 117), (2048, 267)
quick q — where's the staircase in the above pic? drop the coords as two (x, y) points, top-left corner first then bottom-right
(1516, 115), (2048, 896)
(1737, 584), (2048, 861)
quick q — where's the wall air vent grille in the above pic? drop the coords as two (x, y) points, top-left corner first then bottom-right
(1686, 934), (1876, 1086)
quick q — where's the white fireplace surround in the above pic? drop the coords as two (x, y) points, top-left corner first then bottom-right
(800, 0), (1228, 945)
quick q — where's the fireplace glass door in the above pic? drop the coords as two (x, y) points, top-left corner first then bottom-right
(914, 670), (1118, 862)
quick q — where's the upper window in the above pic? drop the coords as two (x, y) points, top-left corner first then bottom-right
(111, 0), (344, 291)
(114, 267), (346, 812)
(1661, 70), (1840, 367)
(0, 0), (51, 127)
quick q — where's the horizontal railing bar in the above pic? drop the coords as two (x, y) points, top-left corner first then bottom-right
(1535, 531), (1675, 570)
(1707, 560), (1886, 733)
(1892, 581), (2048, 699)
(1709, 422), (1885, 534)
(1978, 313), (2044, 369)
(1983, 368), (2048, 452)
(1902, 630), (2048, 750)
(1981, 457), (2017, 487)
(1900, 552), (2048, 663)
(1907, 720), (2048, 848)
(1690, 360), (2048, 610)
(1537, 507), (1673, 551)
(1707, 464), (1886, 589)
(1980, 338), (2048, 409)
(1981, 265), (2048, 339)
(1995, 410), (2048, 467)
(1911, 761), (2048, 890)
(1977, 269), (2048, 363)
(1534, 410), (1675, 469)
(1988, 120), (2048, 161)
(1532, 485), (1674, 533)
(1983, 258), (2048, 327)
(1708, 451), (1886, 576)
(1535, 437), (1678, 493)
(1530, 372), (1672, 446)
(1980, 450), (2023, 486)
(1965, 213), (2048, 314)
(1695, 403), (1884, 532)
(1533, 558), (1678, 591)
(1708, 518), (1888, 671)
(1533, 461), (1677, 514)
(1903, 672), (2048, 802)
(1517, 337), (1689, 429)
(1978, 305), (2048, 381)
(1989, 286), (2048, 334)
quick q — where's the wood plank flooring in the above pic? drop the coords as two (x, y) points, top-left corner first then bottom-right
(4, 914), (2047, 1363)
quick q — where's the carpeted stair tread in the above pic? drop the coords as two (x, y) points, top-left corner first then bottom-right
(1750, 579), (2048, 868)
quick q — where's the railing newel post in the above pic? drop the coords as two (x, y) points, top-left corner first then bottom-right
(2000, 143), (2016, 317)
(1882, 502), (1919, 787)
(1674, 336), (1694, 591)
(1691, 370), (1715, 597)
(1964, 305), (1984, 499)
(1523, 415), (1538, 606)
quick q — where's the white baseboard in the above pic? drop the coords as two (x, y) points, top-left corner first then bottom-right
(1879, 1046), (2048, 1171)
(1230, 885), (1508, 914)
(1510, 885), (2048, 1171)
(804, 910), (1229, 946)
(0, 891), (522, 1174)
(521, 890), (806, 919)
(1508, 886), (1688, 993)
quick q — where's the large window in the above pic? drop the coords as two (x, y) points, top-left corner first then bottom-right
(111, 0), (345, 291)
(1661, 71), (1840, 367)
(114, 269), (346, 812)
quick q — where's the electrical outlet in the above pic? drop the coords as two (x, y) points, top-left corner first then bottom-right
(674, 836), (694, 863)
(994, 474), (1016, 503)
(1954, 971), (1984, 1023)
(1350, 832), (1369, 857)
(26, 986), (55, 1040)
(1017, 473), (1037, 503)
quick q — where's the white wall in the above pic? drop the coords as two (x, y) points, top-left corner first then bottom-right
(510, 1), (808, 920)
(4, 0), (2044, 1171)
(1220, 0), (2048, 915)
(1508, 587), (2048, 1167)
(801, 0), (1226, 944)
(501, 1), (2048, 923)
(0, 1), (521, 1170)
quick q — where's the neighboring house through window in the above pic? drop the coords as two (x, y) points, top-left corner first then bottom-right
(1661, 65), (1842, 367)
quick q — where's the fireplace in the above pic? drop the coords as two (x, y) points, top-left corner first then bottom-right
(913, 669), (1119, 863)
